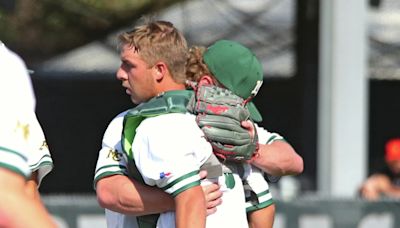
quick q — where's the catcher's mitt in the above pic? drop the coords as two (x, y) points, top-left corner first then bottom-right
(187, 84), (259, 162)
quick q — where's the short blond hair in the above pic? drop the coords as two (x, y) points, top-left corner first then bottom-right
(118, 19), (188, 83)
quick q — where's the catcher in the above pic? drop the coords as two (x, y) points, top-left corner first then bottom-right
(186, 40), (293, 228)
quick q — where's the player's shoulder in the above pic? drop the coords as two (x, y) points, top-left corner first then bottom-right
(115, 110), (130, 119)
(108, 110), (130, 125)
(255, 123), (285, 143)
(138, 113), (198, 136)
(103, 110), (130, 134)
(140, 112), (194, 127)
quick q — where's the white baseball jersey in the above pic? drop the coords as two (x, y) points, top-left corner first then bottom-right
(94, 111), (250, 228)
(0, 43), (53, 183)
(0, 43), (35, 178)
(241, 124), (284, 212)
(94, 111), (137, 228)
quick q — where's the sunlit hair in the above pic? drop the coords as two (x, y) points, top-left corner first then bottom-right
(186, 45), (222, 87)
(118, 19), (188, 83)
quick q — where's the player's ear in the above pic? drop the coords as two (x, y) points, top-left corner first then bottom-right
(198, 75), (213, 87)
(153, 62), (167, 81)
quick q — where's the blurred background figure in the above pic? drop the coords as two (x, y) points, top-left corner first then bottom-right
(0, 41), (56, 228)
(359, 138), (400, 200)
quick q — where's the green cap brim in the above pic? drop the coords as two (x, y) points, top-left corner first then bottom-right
(246, 102), (262, 122)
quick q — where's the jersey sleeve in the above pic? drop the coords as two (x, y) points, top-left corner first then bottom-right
(0, 44), (35, 179)
(27, 113), (53, 186)
(255, 124), (285, 145)
(0, 109), (32, 179)
(133, 113), (212, 197)
(93, 111), (129, 189)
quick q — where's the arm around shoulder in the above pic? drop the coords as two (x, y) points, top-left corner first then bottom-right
(96, 174), (175, 216)
(251, 140), (304, 176)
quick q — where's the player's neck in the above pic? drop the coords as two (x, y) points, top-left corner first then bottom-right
(156, 80), (186, 94)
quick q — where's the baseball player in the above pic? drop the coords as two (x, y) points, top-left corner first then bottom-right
(95, 20), (249, 228)
(186, 40), (289, 228)
(94, 20), (303, 228)
(0, 42), (56, 227)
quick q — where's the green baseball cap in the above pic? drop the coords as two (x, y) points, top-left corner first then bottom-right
(203, 40), (264, 122)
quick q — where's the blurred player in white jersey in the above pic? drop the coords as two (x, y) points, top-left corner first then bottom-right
(0, 42), (56, 227)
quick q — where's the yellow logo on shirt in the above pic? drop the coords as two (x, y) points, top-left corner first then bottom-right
(107, 149), (122, 161)
(15, 121), (30, 140)
(40, 141), (48, 150)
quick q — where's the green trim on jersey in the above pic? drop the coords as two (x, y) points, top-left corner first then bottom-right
(93, 164), (127, 189)
(0, 162), (28, 179)
(161, 170), (198, 190)
(93, 171), (127, 189)
(161, 170), (200, 197)
(30, 161), (53, 173)
(246, 198), (274, 213)
(0, 146), (28, 161)
(29, 154), (52, 169)
(266, 136), (286, 144)
(94, 164), (127, 177)
(245, 189), (274, 212)
(172, 181), (201, 197)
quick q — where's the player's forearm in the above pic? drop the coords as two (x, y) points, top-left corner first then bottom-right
(96, 175), (174, 216)
(175, 186), (206, 228)
(0, 169), (56, 228)
(252, 140), (303, 176)
(2, 192), (56, 228)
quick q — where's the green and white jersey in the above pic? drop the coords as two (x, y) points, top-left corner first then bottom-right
(256, 124), (284, 145)
(94, 111), (251, 228)
(244, 124), (284, 211)
(0, 111), (31, 178)
(94, 110), (138, 228)
(94, 111), (129, 186)
(130, 112), (249, 228)
(0, 43), (35, 178)
(93, 103), (284, 228)
(131, 113), (211, 195)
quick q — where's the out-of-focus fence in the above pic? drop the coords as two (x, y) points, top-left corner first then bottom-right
(43, 195), (400, 228)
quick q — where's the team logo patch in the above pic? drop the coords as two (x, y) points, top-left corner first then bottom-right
(107, 149), (122, 161)
(159, 172), (172, 179)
